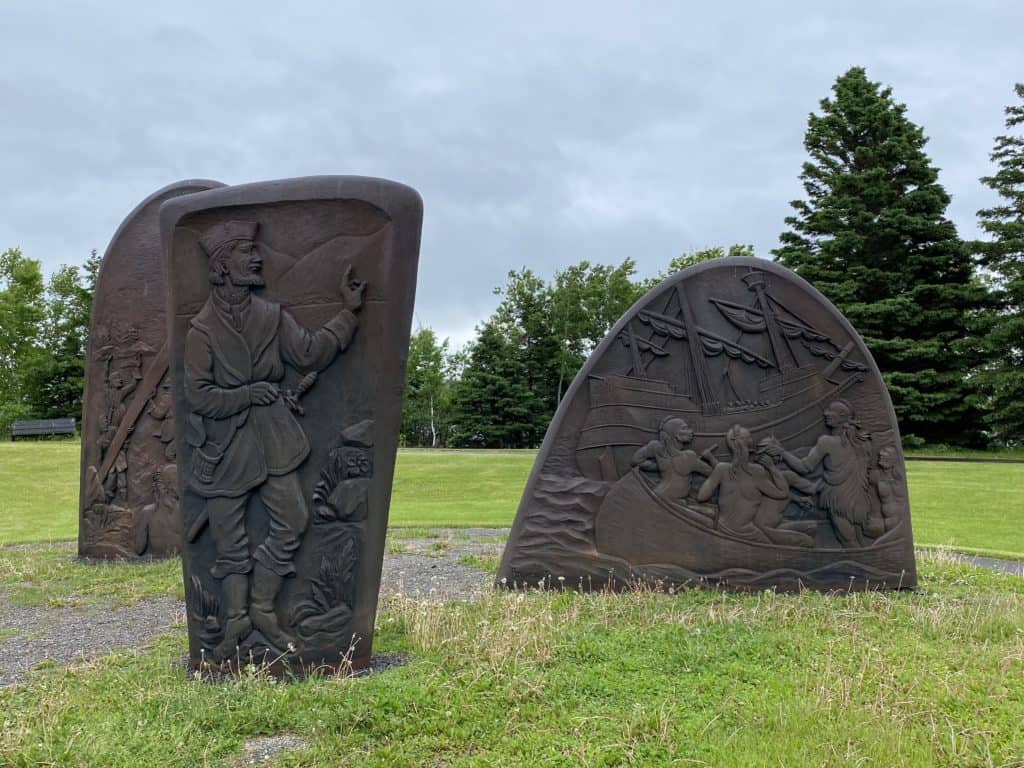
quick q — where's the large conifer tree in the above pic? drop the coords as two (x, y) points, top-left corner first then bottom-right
(774, 67), (983, 446)
(976, 83), (1024, 443)
(448, 322), (548, 448)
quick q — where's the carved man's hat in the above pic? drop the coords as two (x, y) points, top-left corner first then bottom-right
(340, 419), (374, 448)
(199, 221), (259, 257)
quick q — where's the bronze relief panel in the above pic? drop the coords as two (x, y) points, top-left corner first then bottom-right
(498, 258), (916, 592)
(162, 176), (422, 671)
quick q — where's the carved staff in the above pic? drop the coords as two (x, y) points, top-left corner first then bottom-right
(97, 340), (169, 481)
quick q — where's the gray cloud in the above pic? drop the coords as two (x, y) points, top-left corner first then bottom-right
(1, 0), (1021, 347)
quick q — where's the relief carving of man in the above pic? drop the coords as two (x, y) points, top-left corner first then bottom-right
(184, 220), (365, 657)
(99, 368), (135, 500)
(630, 417), (714, 500)
(697, 424), (790, 541)
(133, 463), (181, 556)
(763, 400), (882, 547)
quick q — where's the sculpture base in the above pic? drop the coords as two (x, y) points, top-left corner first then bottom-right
(187, 650), (372, 679)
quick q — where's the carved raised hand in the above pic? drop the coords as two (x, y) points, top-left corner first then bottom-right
(340, 265), (366, 313)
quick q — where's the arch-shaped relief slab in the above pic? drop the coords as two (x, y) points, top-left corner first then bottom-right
(161, 175), (422, 672)
(79, 179), (225, 559)
(497, 258), (916, 591)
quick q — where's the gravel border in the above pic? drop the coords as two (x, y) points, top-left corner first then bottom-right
(239, 734), (310, 767)
(0, 595), (184, 686)
(0, 529), (506, 687)
(958, 554), (1024, 576)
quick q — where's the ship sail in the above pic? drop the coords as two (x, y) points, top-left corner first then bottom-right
(633, 309), (774, 369)
(709, 293), (868, 376)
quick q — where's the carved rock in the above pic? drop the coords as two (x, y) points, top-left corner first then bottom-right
(79, 180), (224, 559)
(497, 258), (916, 592)
(161, 176), (422, 672)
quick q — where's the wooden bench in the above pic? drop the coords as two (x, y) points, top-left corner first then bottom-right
(10, 417), (77, 440)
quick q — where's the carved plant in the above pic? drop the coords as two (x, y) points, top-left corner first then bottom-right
(293, 537), (358, 626)
(81, 504), (132, 548)
(186, 574), (222, 649)
(312, 449), (346, 511)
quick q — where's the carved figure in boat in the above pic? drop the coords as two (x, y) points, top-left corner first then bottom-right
(630, 417), (715, 502)
(696, 425), (815, 547)
(762, 400), (884, 547)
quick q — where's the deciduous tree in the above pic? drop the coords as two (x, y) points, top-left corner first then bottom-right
(22, 258), (95, 419)
(401, 327), (453, 447)
(0, 249), (46, 431)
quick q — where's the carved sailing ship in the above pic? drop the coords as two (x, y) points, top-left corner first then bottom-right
(576, 267), (870, 480)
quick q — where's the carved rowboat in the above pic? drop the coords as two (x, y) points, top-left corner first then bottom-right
(594, 469), (914, 589)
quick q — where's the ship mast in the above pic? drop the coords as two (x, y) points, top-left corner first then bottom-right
(741, 270), (796, 372)
(675, 285), (720, 415)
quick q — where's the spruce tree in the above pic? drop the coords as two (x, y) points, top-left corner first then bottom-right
(448, 322), (548, 448)
(976, 83), (1024, 443)
(774, 67), (984, 446)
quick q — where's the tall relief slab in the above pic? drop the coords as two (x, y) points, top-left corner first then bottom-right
(498, 258), (916, 591)
(79, 179), (224, 559)
(161, 176), (422, 671)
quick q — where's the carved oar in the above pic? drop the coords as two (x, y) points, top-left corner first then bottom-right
(97, 340), (169, 481)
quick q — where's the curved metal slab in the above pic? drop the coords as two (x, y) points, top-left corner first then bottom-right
(161, 175), (422, 672)
(497, 258), (916, 592)
(79, 179), (225, 559)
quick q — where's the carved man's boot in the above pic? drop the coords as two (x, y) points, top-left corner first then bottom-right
(249, 563), (297, 651)
(214, 573), (252, 660)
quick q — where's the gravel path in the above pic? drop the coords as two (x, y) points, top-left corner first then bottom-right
(0, 595), (185, 686)
(0, 528), (506, 687)
(959, 554), (1024, 576)
(380, 527), (506, 600)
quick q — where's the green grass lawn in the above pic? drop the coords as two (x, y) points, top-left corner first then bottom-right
(909, 461), (1024, 558)
(1, 442), (1022, 558)
(389, 449), (535, 527)
(2, 443), (1024, 765)
(0, 440), (79, 544)
(2, 552), (1024, 766)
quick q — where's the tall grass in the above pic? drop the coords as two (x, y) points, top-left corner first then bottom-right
(3, 551), (1023, 766)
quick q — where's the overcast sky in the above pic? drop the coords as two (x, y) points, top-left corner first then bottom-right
(2, 1), (1021, 347)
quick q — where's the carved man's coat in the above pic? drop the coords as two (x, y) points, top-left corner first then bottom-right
(185, 293), (356, 498)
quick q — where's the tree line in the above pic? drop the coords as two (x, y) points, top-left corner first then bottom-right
(0, 248), (99, 432)
(2, 69), (1022, 448)
(403, 70), (1024, 450)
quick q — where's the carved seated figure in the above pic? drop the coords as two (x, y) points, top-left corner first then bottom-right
(697, 425), (788, 541)
(696, 425), (815, 547)
(631, 417), (715, 501)
(133, 464), (182, 556)
(751, 438), (819, 547)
